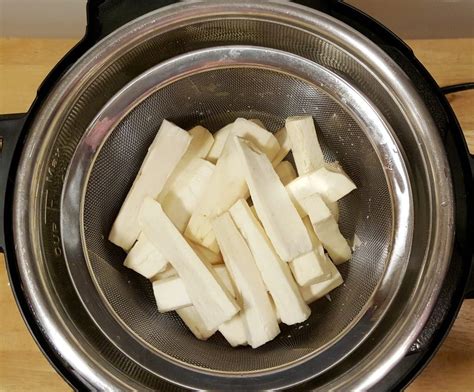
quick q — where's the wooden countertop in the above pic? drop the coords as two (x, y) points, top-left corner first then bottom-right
(0, 37), (473, 391)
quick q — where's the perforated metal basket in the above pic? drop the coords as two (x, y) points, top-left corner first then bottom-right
(13, 2), (454, 390)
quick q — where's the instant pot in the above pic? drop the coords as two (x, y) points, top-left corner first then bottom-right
(0, 1), (472, 390)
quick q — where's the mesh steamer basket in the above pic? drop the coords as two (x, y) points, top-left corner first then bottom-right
(61, 44), (412, 389)
(2, 1), (470, 391)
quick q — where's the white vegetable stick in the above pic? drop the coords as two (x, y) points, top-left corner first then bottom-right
(187, 125), (215, 159)
(274, 160), (297, 186)
(124, 232), (168, 279)
(230, 199), (310, 325)
(153, 262), (246, 346)
(152, 265), (232, 311)
(234, 137), (312, 261)
(286, 174), (318, 215)
(139, 198), (239, 329)
(299, 194), (351, 264)
(230, 118), (280, 160)
(206, 123), (233, 163)
(214, 266), (247, 347)
(269, 296), (281, 323)
(161, 159), (215, 232)
(300, 259), (343, 303)
(129, 162), (215, 274)
(286, 166), (356, 205)
(288, 187), (340, 221)
(285, 116), (325, 175)
(178, 265), (244, 345)
(176, 307), (217, 340)
(272, 127), (291, 166)
(155, 263), (246, 346)
(289, 217), (332, 286)
(273, 160), (341, 220)
(206, 118), (269, 163)
(153, 277), (191, 312)
(290, 251), (332, 287)
(212, 213), (280, 348)
(109, 120), (192, 250)
(218, 314), (247, 347)
(311, 166), (356, 202)
(185, 120), (280, 252)
(303, 216), (325, 251)
(158, 125), (214, 203)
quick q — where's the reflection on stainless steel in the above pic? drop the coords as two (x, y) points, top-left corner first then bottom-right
(12, 1), (453, 390)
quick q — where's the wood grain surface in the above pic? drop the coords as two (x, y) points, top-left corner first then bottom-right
(0, 37), (473, 391)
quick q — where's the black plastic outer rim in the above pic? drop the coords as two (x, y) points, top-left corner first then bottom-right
(2, 0), (472, 390)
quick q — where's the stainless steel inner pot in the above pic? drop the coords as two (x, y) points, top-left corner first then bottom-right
(13, 2), (454, 390)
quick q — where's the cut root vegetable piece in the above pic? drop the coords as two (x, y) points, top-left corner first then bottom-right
(153, 260), (245, 346)
(301, 259), (343, 303)
(109, 120), (192, 250)
(185, 139), (246, 253)
(290, 217), (332, 285)
(269, 296), (281, 323)
(219, 313), (247, 347)
(234, 137), (312, 261)
(272, 127), (291, 166)
(230, 118), (280, 161)
(212, 212), (280, 348)
(286, 166), (356, 209)
(185, 121), (279, 252)
(300, 194), (351, 264)
(206, 123), (233, 163)
(313, 166), (356, 202)
(158, 126), (214, 203)
(152, 265), (232, 311)
(124, 232), (167, 278)
(176, 307), (217, 340)
(139, 198), (239, 330)
(230, 199), (310, 325)
(302, 216), (324, 251)
(206, 118), (275, 163)
(275, 160), (297, 186)
(289, 250), (332, 287)
(216, 264), (248, 346)
(153, 277), (190, 312)
(187, 125), (215, 159)
(214, 265), (237, 296)
(161, 159), (215, 232)
(285, 116), (324, 175)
